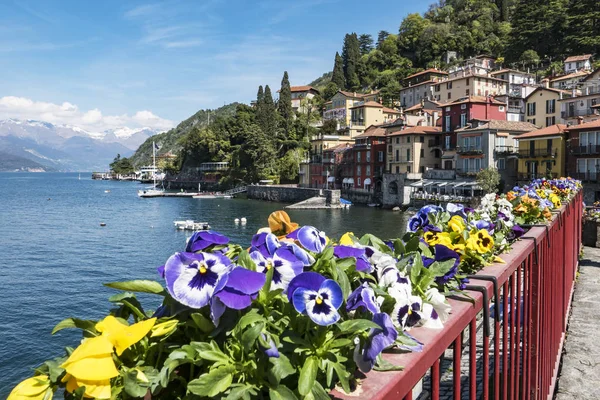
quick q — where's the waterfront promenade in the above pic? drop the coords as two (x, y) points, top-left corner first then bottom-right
(556, 246), (600, 399)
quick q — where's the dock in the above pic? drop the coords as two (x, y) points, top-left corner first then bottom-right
(140, 192), (233, 198)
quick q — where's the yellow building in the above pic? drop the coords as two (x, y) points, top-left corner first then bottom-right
(524, 87), (572, 127)
(323, 90), (381, 128)
(516, 124), (567, 181)
(432, 74), (508, 103)
(347, 101), (401, 137)
(385, 124), (442, 175)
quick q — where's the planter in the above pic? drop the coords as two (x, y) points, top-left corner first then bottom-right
(582, 219), (600, 247)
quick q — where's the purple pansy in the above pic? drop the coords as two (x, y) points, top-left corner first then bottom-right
(289, 272), (343, 326)
(157, 264), (165, 278)
(185, 231), (229, 253)
(250, 247), (304, 291)
(422, 245), (460, 285)
(164, 252), (232, 309)
(214, 267), (265, 309)
(398, 332), (424, 352)
(334, 245), (372, 272)
(285, 242), (315, 267)
(508, 225), (525, 240)
(407, 213), (427, 232)
(261, 333), (279, 358)
(250, 232), (280, 256)
(446, 203), (467, 219)
(346, 282), (380, 314)
(474, 220), (495, 233)
(354, 312), (397, 373)
(297, 226), (327, 253)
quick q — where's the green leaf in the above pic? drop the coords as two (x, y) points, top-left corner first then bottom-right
(373, 355), (404, 371)
(337, 319), (380, 334)
(419, 241), (433, 257)
(429, 259), (456, 277)
(227, 384), (257, 400)
(262, 267), (274, 294)
(329, 338), (352, 349)
(51, 318), (97, 335)
(241, 322), (264, 349)
(43, 360), (64, 382)
(335, 266), (351, 300)
(188, 366), (235, 397)
(191, 341), (228, 363)
(393, 239), (405, 256)
(122, 369), (150, 397)
(404, 236), (420, 252)
(236, 309), (266, 331)
(308, 381), (330, 400)
(103, 280), (165, 295)
(237, 250), (257, 271)
(269, 386), (299, 400)
(269, 353), (295, 382)
(409, 254), (423, 286)
(335, 257), (355, 271)
(298, 356), (318, 396)
(191, 313), (214, 333)
(331, 362), (351, 394)
(320, 246), (334, 260)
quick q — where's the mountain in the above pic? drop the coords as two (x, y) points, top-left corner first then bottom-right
(0, 119), (142, 171)
(130, 103), (240, 166)
(0, 151), (52, 172)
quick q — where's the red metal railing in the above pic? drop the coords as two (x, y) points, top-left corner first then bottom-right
(333, 191), (582, 400)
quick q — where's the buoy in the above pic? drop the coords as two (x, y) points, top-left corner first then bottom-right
(100, 222), (106, 227)
(240, 217), (247, 224)
(234, 218), (240, 223)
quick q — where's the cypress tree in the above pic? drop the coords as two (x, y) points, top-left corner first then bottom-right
(376, 30), (390, 49)
(257, 85), (279, 139)
(256, 85), (264, 107)
(358, 34), (374, 55)
(277, 71), (293, 138)
(331, 52), (345, 90)
(342, 33), (361, 91)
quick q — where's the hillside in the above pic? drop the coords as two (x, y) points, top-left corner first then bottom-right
(130, 103), (240, 166)
(0, 151), (53, 172)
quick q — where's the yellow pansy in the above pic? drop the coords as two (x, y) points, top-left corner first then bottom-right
(451, 242), (466, 253)
(150, 319), (178, 338)
(542, 207), (552, 220)
(339, 232), (355, 245)
(550, 194), (561, 208)
(514, 203), (528, 214)
(424, 231), (452, 247)
(63, 374), (111, 399)
(536, 189), (547, 199)
(466, 229), (494, 254)
(95, 315), (156, 356)
(448, 215), (466, 233)
(8, 375), (52, 400)
(267, 211), (299, 237)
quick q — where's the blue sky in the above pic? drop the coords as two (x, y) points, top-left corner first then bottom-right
(0, 0), (428, 131)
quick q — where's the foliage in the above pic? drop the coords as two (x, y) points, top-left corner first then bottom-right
(565, 0), (600, 56)
(331, 52), (345, 90)
(342, 33), (361, 91)
(476, 167), (501, 193)
(9, 178), (580, 400)
(307, 71), (332, 91)
(110, 154), (135, 175)
(358, 34), (374, 55)
(278, 71), (293, 138)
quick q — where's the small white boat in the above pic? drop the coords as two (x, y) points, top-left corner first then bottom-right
(234, 218), (240, 224)
(138, 189), (164, 198)
(173, 220), (210, 231)
(240, 217), (247, 224)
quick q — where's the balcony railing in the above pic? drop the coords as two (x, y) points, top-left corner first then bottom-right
(456, 145), (483, 155)
(388, 157), (413, 163)
(443, 144), (457, 151)
(518, 148), (557, 158)
(517, 172), (558, 181)
(353, 143), (371, 149)
(561, 108), (598, 119)
(569, 171), (600, 182)
(494, 145), (517, 155)
(351, 119), (365, 126)
(507, 106), (523, 114)
(572, 145), (600, 155)
(310, 155), (322, 163)
(456, 168), (480, 176)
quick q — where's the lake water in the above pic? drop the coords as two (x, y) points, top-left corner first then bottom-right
(0, 172), (409, 396)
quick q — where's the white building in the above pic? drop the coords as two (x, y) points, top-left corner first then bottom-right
(564, 55), (593, 74)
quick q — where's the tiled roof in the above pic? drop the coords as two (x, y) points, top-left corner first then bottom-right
(405, 68), (448, 80)
(518, 124), (567, 139)
(550, 71), (589, 82)
(349, 101), (385, 109)
(338, 90), (380, 99)
(289, 85), (319, 93)
(441, 95), (505, 106)
(490, 68), (533, 76)
(525, 86), (571, 100)
(354, 124), (387, 138)
(564, 54), (593, 63)
(382, 106), (401, 114)
(458, 120), (537, 132)
(565, 119), (600, 131)
(386, 126), (441, 136)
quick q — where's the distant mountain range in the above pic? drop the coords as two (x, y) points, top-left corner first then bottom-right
(0, 119), (164, 171)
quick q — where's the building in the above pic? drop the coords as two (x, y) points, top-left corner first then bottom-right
(491, 69), (537, 122)
(455, 120), (537, 187)
(525, 87), (572, 127)
(559, 68), (600, 125)
(385, 125), (442, 176)
(447, 55), (497, 78)
(432, 74), (508, 103)
(399, 69), (448, 109)
(289, 86), (320, 113)
(516, 124), (567, 182)
(351, 125), (387, 190)
(564, 54), (593, 74)
(440, 96), (507, 170)
(323, 90), (381, 128)
(321, 143), (352, 189)
(347, 101), (401, 138)
(403, 99), (442, 127)
(550, 70), (590, 90)
(565, 119), (600, 182)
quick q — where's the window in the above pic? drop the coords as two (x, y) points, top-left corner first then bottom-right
(357, 152), (361, 162)
(546, 99), (556, 114)
(497, 137), (505, 147)
(466, 89), (470, 96)
(527, 102), (536, 116)
(357, 166), (361, 176)
(366, 151), (371, 162)
(466, 78), (470, 85)
(448, 92), (452, 99)
(445, 115), (451, 132)
(527, 118), (536, 125)
(461, 104), (467, 110)
(358, 177), (361, 186)
(498, 158), (506, 170)
(499, 106), (505, 112)
(395, 149), (399, 162)
(546, 116), (555, 127)
(547, 139), (553, 153)
(445, 135), (451, 149)
(395, 166), (400, 173)
(395, 137), (400, 144)
(407, 136), (411, 143)
(406, 148), (411, 161)
(388, 145), (392, 153)
(407, 165), (412, 173)
(378, 151), (384, 162)
(366, 165), (371, 176)
(447, 82), (453, 89)
(420, 166), (425, 173)
(420, 136), (424, 143)
(420, 149), (425, 158)
(460, 113), (467, 127)
(435, 84), (440, 92)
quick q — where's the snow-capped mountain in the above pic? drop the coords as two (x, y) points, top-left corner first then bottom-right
(0, 119), (163, 171)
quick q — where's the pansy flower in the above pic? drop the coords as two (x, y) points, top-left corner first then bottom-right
(268, 210), (299, 237)
(289, 272), (343, 326)
(422, 244), (460, 285)
(346, 282), (379, 314)
(354, 312), (397, 373)
(334, 245), (372, 272)
(296, 226), (327, 253)
(446, 203), (467, 219)
(393, 294), (442, 330)
(185, 231), (229, 252)
(423, 231), (452, 247)
(448, 215), (466, 233)
(466, 229), (494, 254)
(250, 247), (304, 291)
(164, 252), (232, 309)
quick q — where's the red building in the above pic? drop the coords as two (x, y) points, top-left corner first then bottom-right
(350, 125), (387, 191)
(565, 119), (600, 182)
(322, 144), (352, 188)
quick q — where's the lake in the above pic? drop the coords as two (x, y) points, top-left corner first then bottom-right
(0, 172), (409, 396)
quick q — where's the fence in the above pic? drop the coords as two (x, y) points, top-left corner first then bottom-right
(333, 191), (583, 400)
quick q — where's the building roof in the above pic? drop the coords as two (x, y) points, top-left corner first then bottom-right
(525, 86), (571, 100)
(564, 54), (593, 63)
(441, 95), (505, 106)
(386, 126), (441, 136)
(457, 120), (537, 133)
(565, 119), (600, 131)
(354, 124), (387, 138)
(289, 85), (319, 93)
(405, 68), (448, 80)
(441, 73), (507, 84)
(517, 124), (567, 139)
(490, 68), (534, 77)
(382, 106), (401, 114)
(349, 100), (383, 109)
(338, 90), (380, 99)
(550, 70), (590, 82)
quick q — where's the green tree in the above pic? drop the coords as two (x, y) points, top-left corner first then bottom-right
(257, 85), (264, 106)
(110, 155), (135, 175)
(398, 13), (430, 61)
(322, 82), (339, 101)
(476, 167), (501, 193)
(257, 85), (279, 139)
(331, 52), (345, 90)
(565, 0), (600, 56)
(279, 148), (304, 182)
(358, 34), (374, 55)
(519, 50), (540, 69)
(277, 71), (293, 139)
(376, 30), (390, 49)
(342, 33), (361, 91)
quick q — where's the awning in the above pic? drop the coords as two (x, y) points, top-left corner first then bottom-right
(348, 178), (354, 185)
(452, 182), (467, 188)
(409, 181), (424, 187)
(327, 176), (335, 182)
(436, 182), (449, 187)
(342, 178), (349, 184)
(496, 132), (509, 137)
(364, 178), (372, 185)
(423, 181), (436, 187)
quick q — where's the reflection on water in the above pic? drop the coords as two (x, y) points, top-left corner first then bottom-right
(0, 173), (408, 396)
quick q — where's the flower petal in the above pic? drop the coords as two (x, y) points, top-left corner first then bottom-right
(292, 287), (315, 314)
(226, 267), (266, 295)
(319, 279), (343, 310)
(297, 226), (327, 253)
(287, 272), (326, 302)
(306, 299), (340, 326)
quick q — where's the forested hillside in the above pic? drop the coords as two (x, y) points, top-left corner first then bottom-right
(312, 0), (600, 103)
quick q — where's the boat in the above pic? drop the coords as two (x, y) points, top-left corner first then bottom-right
(138, 141), (164, 198)
(173, 220), (210, 231)
(340, 198), (352, 209)
(192, 194), (233, 199)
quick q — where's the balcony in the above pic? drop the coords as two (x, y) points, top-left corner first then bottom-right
(455, 168), (480, 176)
(507, 106), (523, 114)
(443, 144), (457, 151)
(494, 145), (517, 155)
(572, 145), (600, 155)
(322, 157), (336, 164)
(569, 172), (600, 182)
(456, 145), (483, 155)
(561, 108), (598, 119)
(351, 119), (365, 127)
(518, 148), (557, 158)
(353, 143), (371, 149)
(389, 157), (413, 164)
(310, 155), (322, 163)
(428, 139), (442, 147)
(517, 172), (558, 181)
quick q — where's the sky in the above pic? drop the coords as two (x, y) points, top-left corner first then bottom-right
(0, 0), (429, 132)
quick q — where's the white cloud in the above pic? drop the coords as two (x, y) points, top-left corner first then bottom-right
(0, 96), (175, 132)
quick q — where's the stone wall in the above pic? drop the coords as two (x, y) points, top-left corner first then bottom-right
(382, 173), (406, 207)
(339, 188), (375, 205)
(246, 185), (345, 204)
